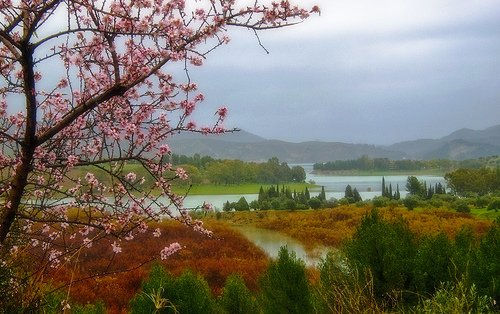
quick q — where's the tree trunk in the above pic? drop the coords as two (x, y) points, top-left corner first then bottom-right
(0, 44), (37, 244)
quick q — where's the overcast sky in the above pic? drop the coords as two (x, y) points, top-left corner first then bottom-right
(185, 0), (500, 145)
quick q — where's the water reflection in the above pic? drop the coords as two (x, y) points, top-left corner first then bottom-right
(233, 225), (329, 267)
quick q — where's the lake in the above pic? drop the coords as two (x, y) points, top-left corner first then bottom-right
(183, 163), (446, 210)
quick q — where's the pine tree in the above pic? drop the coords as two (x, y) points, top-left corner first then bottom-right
(353, 188), (362, 202)
(345, 185), (353, 199)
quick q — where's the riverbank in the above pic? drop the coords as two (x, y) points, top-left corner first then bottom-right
(172, 182), (317, 195)
(311, 169), (446, 176)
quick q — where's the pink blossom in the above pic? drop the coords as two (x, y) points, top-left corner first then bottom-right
(217, 106), (228, 118)
(202, 202), (213, 212)
(159, 144), (171, 155)
(175, 167), (189, 180)
(111, 241), (122, 254)
(160, 242), (182, 260)
(125, 172), (137, 182)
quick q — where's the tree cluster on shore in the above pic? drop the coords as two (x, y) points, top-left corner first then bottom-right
(223, 185), (334, 211)
(313, 155), (499, 172)
(170, 156), (306, 185)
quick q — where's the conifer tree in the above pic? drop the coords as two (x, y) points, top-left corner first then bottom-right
(259, 186), (265, 202)
(305, 187), (311, 200)
(382, 177), (386, 197)
(319, 186), (326, 201)
(345, 185), (354, 199)
(395, 184), (401, 200)
(353, 188), (362, 202)
(389, 183), (393, 200)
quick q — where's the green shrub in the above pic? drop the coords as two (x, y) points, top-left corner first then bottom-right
(130, 265), (216, 314)
(337, 198), (350, 206)
(271, 199), (281, 210)
(412, 233), (454, 295)
(403, 195), (420, 210)
(130, 264), (177, 313)
(451, 228), (476, 278)
(344, 210), (416, 301)
(283, 199), (297, 210)
(487, 198), (500, 212)
(235, 197), (250, 211)
(453, 199), (471, 213)
(308, 198), (321, 209)
(415, 279), (493, 313)
(173, 271), (216, 314)
(249, 200), (260, 210)
(259, 246), (313, 314)
(468, 224), (500, 302)
(316, 252), (381, 313)
(372, 196), (390, 208)
(219, 275), (257, 314)
(260, 200), (271, 210)
(475, 195), (492, 208)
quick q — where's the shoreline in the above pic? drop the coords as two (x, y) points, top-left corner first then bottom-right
(311, 169), (446, 176)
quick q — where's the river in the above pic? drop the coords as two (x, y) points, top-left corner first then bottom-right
(232, 225), (329, 267)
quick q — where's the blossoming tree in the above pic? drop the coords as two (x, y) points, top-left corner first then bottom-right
(0, 0), (317, 300)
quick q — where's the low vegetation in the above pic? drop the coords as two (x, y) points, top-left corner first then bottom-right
(214, 205), (493, 250)
(1, 221), (268, 312)
(29, 211), (498, 313)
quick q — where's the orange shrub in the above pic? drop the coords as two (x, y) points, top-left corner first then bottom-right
(43, 221), (268, 312)
(217, 205), (492, 250)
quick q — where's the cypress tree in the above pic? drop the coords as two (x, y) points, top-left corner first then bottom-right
(389, 183), (393, 200)
(258, 186), (265, 202)
(319, 186), (326, 201)
(382, 177), (386, 197)
(395, 184), (400, 200)
(305, 187), (310, 200)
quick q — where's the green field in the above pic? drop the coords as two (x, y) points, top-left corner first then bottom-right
(172, 182), (318, 195)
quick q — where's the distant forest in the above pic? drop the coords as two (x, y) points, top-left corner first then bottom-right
(168, 155), (306, 185)
(313, 155), (500, 172)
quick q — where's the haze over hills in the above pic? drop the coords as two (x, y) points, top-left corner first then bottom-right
(168, 125), (500, 162)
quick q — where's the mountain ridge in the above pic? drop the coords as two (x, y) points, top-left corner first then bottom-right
(167, 124), (500, 162)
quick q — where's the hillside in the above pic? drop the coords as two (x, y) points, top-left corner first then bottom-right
(168, 124), (500, 162)
(389, 125), (500, 160)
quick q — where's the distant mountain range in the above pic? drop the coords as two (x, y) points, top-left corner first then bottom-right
(168, 125), (500, 162)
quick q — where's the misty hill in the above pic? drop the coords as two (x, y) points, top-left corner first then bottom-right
(171, 130), (266, 143)
(389, 124), (500, 160)
(168, 124), (500, 162)
(168, 133), (406, 163)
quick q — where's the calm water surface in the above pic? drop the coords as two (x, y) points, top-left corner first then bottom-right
(233, 225), (329, 266)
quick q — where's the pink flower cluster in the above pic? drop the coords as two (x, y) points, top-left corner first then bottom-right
(160, 242), (182, 260)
